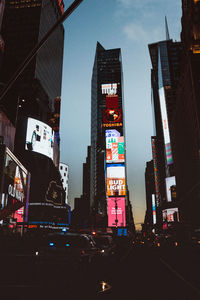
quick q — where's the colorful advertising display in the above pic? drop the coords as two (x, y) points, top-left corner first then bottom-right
(103, 108), (122, 124)
(25, 117), (54, 160)
(106, 164), (126, 196)
(165, 176), (176, 202)
(105, 129), (120, 138)
(107, 197), (126, 227)
(162, 208), (179, 223)
(152, 194), (156, 225)
(101, 83), (117, 95)
(106, 136), (124, 163)
(0, 146), (30, 221)
(159, 87), (173, 165)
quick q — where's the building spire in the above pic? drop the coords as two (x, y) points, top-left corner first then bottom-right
(165, 16), (170, 40)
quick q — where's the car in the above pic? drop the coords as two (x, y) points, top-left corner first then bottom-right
(36, 232), (101, 268)
(92, 234), (116, 257)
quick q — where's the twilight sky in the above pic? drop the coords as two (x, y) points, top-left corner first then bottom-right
(60, 0), (182, 230)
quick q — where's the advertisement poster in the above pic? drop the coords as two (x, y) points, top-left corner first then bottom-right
(25, 117), (54, 160)
(106, 164), (126, 196)
(165, 176), (176, 202)
(0, 146), (29, 221)
(152, 194), (156, 225)
(103, 108), (122, 124)
(106, 136), (124, 163)
(106, 95), (118, 108)
(101, 83), (117, 95)
(105, 129), (120, 138)
(162, 208), (179, 222)
(107, 197), (126, 227)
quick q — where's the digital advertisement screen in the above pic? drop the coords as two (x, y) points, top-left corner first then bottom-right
(107, 197), (126, 227)
(165, 176), (176, 202)
(25, 117), (54, 160)
(0, 146), (29, 221)
(101, 83), (117, 95)
(106, 164), (126, 196)
(159, 87), (173, 165)
(162, 208), (179, 222)
(152, 194), (156, 225)
(105, 129), (120, 138)
(103, 108), (122, 124)
(106, 136), (124, 163)
(106, 95), (118, 108)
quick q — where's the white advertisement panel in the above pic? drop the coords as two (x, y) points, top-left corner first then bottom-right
(159, 87), (173, 165)
(105, 129), (120, 138)
(165, 176), (176, 202)
(101, 83), (117, 95)
(152, 194), (156, 225)
(106, 164), (126, 196)
(25, 117), (54, 160)
(162, 208), (179, 222)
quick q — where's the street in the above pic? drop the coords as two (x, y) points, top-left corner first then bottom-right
(1, 243), (200, 300)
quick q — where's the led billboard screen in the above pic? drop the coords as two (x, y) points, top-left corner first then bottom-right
(106, 164), (126, 196)
(159, 87), (173, 165)
(25, 117), (54, 160)
(165, 176), (176, 202)
(103, 108), (122, 124)
(106, 95), (118, 108)
(106, 136), (124, 163)
(105, 129), (120, 138)
(101, 83), (117, 95)
(0, 146), (29, 221)
(162, 208), (179, 222)
(152, 194), (156, 224)
(107, 197), (126, 227)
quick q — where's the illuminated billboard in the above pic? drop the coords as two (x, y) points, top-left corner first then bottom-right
(105, 129), (120, 138)
(25, 117), (54, 160)
(165, 176), (176, 202)
(101, 83), (117, 95)
(103, 108), (122, 124)
(106, 95), (118, 108)
(162, 208), (179, 223)
(151, 137), (161, 207)
(152, 194), (156, 225)
(106, 164), (126, 196)
(107, 197), (126, 227)
(106, 136), (124, 163)
(0, 146), (30, 221)
(159, 87), (173, 165)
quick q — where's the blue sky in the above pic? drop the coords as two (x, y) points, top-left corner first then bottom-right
(60, 0), (182, 230)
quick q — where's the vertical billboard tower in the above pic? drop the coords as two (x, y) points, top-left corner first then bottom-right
(91, 42), (132, 232)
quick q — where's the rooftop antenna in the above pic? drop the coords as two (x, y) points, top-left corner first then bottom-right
(165, 16), (170, 40)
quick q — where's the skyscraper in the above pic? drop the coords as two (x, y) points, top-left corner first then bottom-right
(90, 42), (134, 232)
(0, 0), (64, 125)
(148, 33), (182, 231)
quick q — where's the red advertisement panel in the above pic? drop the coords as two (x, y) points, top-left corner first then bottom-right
(103, 108), (122, 124)
(106, 95), (118, 108)
(107, 197), (126, 227)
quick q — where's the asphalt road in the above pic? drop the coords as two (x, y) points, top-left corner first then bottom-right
(1, 244), (200, 300)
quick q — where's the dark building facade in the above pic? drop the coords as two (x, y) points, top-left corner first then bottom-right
(148, 36), (182, 232)
(144, 160), (155, 232)
(172, 0), (200, 229)
(0, 0), (64, 125)
(90, 42), (134, 233)
(0, 0), (67, 231)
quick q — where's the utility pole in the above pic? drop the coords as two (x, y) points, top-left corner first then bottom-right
(0, 0), (83, 105)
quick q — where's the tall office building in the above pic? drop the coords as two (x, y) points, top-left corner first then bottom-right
(148, 32), (182, 231)
(172, 0), (200, 228)
(90, 42), (134, 233)
(0, 0), (64, 125)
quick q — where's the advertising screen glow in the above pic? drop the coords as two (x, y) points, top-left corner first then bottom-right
(105, 129), (120, 138)
(159, 87), (173, 165)
(152, 194), (156, 224)
(162, 208), (179, 222)
(107, 197), (126, 227)
(26, 118), (54, 160)
(103, 108), (122, 124)
(106, 164), (126, 196)
(106, 136), (124, 163)
(101, 83), (117, 95)
(165, 176), (176, 202)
